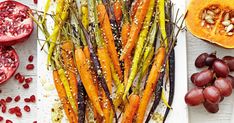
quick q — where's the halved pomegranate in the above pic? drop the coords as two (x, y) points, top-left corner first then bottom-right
(0, 46), (19, 84)
(0, 0), (33, 46)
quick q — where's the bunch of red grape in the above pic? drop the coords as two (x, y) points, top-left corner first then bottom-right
(185, 52), (234, 113)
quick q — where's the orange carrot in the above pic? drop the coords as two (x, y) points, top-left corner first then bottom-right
(121, 22), (131, 85)
(75, 48), (104, 117)
(136, 47), (166, 123)
(53, 70), (78, 123)
(97, 3), (123, 80)
(97, 47), (113, 123)
(130, 0), (141, 20)
(113, 0), (122, 25)
(83, 46), (91, 60)
(61, 41), (78, 107)
(120, 0), (151, 60)
(121, 94), (140, 123)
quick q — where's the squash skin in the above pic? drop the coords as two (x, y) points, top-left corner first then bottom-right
(186, 0), (234, 48)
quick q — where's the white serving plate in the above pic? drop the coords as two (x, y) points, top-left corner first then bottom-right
(36, 0), (188, 122)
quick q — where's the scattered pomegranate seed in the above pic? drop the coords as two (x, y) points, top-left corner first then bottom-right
(28, 55), (34, 62)
(15, 111), (22, 117)
(0, 99), (6, 106)
(14, 95), (20, 102)
(24, 98), (30, 102)
(8, 108), (15, 114)
(33, 0), (38, 4)
(6, 97), (12, 103)
(25, 77), (33, 83)
(6, 119), (13, 123)
(14, 106), (21, 112)
(19, 76), (25, 83)
(2, 105), (6, 113)
(15, 73), (21, 80)
(0, 90), (2, 93)
(30, 95), (36, 102)
(33, 121), (37, 123)
(0, 116), (3, 121)
(23, 83), (29, 89)
(26, 64), (34, 70)
(24, 105), (30, 112)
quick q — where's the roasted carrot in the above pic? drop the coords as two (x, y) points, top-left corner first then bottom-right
(120, 0), (151, 60)
(94, 2), (113, 121)
(96, 1), (123, 80)
(123, 0), (155, 99)
(47, 0), (69, 66)
(60, 41), (78, 106)
(53, 70), (78, 123)
(113, 0), (122, 25)
(136, 47), (166, 123)
(77, 75), (86, 123)
(130, 0), (141, 20)
(122, 23), (131, 86)
(75, 48), (104, 117)
(72, 2), (118, 121)
(121, 0), (131, 86)
(121, 94), (140, 123)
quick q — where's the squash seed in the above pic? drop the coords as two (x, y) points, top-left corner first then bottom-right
(222, 20), (231, 26)
(207, 10), (215, 16)
(227, 32), (233, 36)
(205, 15), (214, 24)
(226, 24), (233, 32)
(224, 13), (230, 20)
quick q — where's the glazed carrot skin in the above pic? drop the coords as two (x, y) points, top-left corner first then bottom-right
(130, 0), (141, 20)
(75, 48), (104, 117)
(121, 22), (131, 85)
(120, 0), (151, 60)
(136, 47), (166, 123)
(61, 41), (78, 105)
(121, 94), (140, 123)
(113, 0), (122, 25)
(98, 47), (113, 123)
(97, 3), (123, 80)
(53, 70), (78, 123)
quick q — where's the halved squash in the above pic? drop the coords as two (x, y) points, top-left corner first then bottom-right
(186, 0), (234, 48)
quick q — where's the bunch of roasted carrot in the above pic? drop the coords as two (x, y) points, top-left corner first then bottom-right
(35, 0), (185, 122)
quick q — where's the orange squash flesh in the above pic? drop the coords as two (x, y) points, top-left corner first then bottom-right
(186, 0), (234, 48)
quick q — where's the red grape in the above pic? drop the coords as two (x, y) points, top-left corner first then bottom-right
(195, 53), (208, 68)
(213, 60), (229, 77)
(214, 78), (232, 97)
(193, 69), (214, 87)
(203, 101), (219, 113)
(185, 88), (204, 106)
(203, 86), (221, 104)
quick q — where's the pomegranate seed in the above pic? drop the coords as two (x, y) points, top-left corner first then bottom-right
(24, 105), (30, 112)
(6, 97), (12, 103)
(0, 99), (6, 106)
(33, 0), (38, 4)
(15, 111), (22, 117)
(8, 108), (15, 114)
(0, 90), (2, 93)
(28, 55), (34, 62)
(14, 106), (21, 112)
(14, 95), (20, 102)
(15, 73), (21, 80)
(18, 76), (25, 83)
(25, 77), (33, 83)
(24, 98), (30, 102)
(23, 83), (29, 89)
(33, 121), (37, 123)
(6, 119), (13, 123)
(2, 105), (6, 113)
(30, 95), (36, 102)
(0, 116), (3, 121)
(26, 64), (34, 70)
